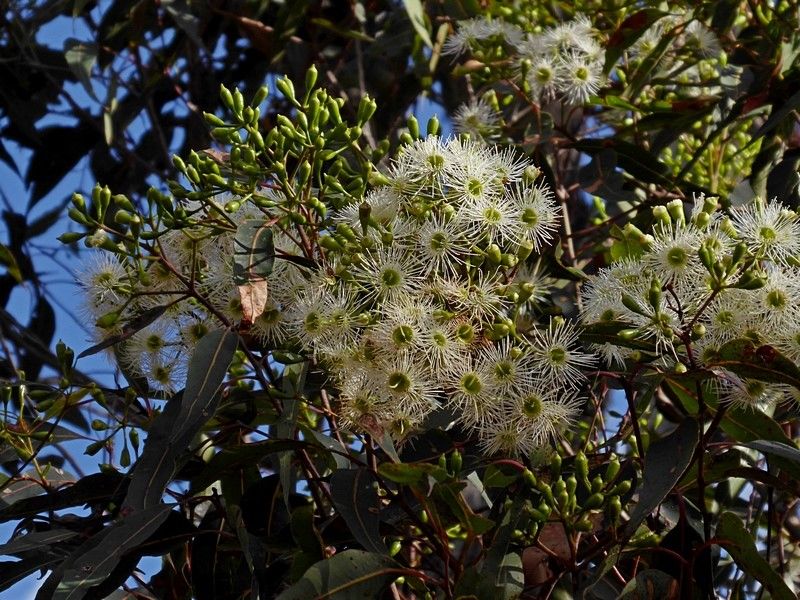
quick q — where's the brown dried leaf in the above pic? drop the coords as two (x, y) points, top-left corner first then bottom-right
(238, 278), (269, 325)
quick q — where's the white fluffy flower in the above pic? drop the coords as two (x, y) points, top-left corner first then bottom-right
(730, 199), (800, 266)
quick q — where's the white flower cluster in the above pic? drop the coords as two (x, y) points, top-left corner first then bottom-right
(582, 195), (800, 410)
(291, 136), (594, 455)
(77, 136), (598, 456)
(517, 16), (604, 105)
(444, 15), (605, 106)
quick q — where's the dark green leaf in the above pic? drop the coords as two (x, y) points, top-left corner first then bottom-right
(742, 440), (800, 465)
(431, 481), (494, 535)
(625, 418), (699, 535)
(123, 328), (237, 509)
(572, 138), (674, 189)
(0, 529), (79, 556)
(275, 549), (399, 600)
(618, 569), (678, 599)
(290, 504), (324, 558)
(162, 0), (204, 47)
(26, 125), (100, 209)
(482, 465), (519, 488)
(624, 31), (675, 100)
(310, 18), (374, 42)
(716, 512), (795, 600)
(44, 504), (173, 600)
(0, 472), (127, 523)
(604, 10), (669, 73)
(0, 244), (21, 283)
(378, 462), (448, 486)
(64, 39), (97, 100)
(330, 468), (387, 554)
(190, 440), (306, 493)
(580, 321), (656, 352)
(1, 556), (61, 592)
(77, 304), (170, 359)
(711, 339), (800, 390)
(233, 220), (274, 286)
(754, 88), (800, 139)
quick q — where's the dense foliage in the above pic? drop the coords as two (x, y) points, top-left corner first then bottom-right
(4, 1), (800, 598)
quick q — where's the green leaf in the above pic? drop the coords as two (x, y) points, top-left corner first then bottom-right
(711, 339), (800, 390)
(0, 529), (79, 556)
(44, 504), (173, 600)
(603, 9), (669, 73)
(666, 378), (800, 481)
(64, 39), (97, 100)
(275, 549), (400, 600)
(431, 481), (494, 535)
(580, 321), (656, 352)
(330, 468), (388, 554)
(233, 219), (274, 286)
(755, 88), (800, 139)
(0, 472), (127, 523)
(717, 512), (795, 600)
(402, 0), (432, 48)
(310, 18), (375, 42)
(123, 328), (237, 509)
(190, 439), (306, 493)
(625, 418), (699, 535)
(178, 327), (238, 427)
(378, 462), (448, 485)
(742, 440), (800, 465)
(0, 244), (22, 282)
(162, 0), (204, 47)
(2, 556), (62, 593)
(618, 569), (678, 599)
(624, 30), (675, 100)
(482, 464), (519, 488)
(77, 304), (170, 359)
(572, 138), (674, 189)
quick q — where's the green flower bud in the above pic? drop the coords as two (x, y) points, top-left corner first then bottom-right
(427, 115), (440, 136)
(584, 492), (604, 510)
(605, 456), (621, 482)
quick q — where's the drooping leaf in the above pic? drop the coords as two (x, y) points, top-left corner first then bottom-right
(233, 219), (274, 286)
(754, 88), (800, 139)
(572, 138), (674, 189)
(0, 528), (79, 556)
(402, 0), (432, 48)
(710, 339), (800, 390)
(617, 569), (679, 599)
(330, 468), (387, 555)
(604, 9), (669, 73)
(625, 418), (699, 535)
(310, 18), (375, 42)
(42, 504), (173, 600)
(1, 555), (61, 592)
(716, 512), (795, 600)
(0, 244), (21, 283)
(275, 549), (400, 600)
(123, 328), (237, 509)
(162, 0), (204, 47)
(624, 30), (675, 101)
(77, 304), (170, 359)
(190, 440), (306, 493)
(0, 471), (127, 523)
(580, 321), (657, 352)
(63, 39), (98, 100)
(378, 461), (448, 486)
(742, 440), (800, 466)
